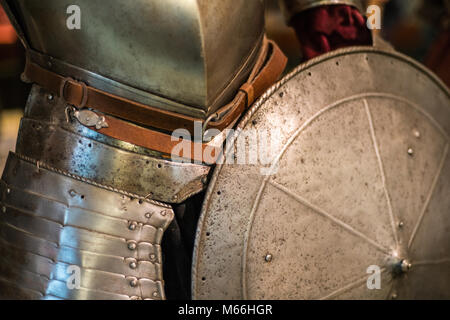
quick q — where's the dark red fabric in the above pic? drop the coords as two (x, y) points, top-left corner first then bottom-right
(291, 5), (372, 60)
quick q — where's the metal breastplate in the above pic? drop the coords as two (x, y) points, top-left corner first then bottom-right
(6, 0), (264, 119)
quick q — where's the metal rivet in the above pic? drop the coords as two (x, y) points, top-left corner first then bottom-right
(130, 279), (138, 287)
(20, 73), (29, 82)
(145, 212), (152, 219)
(127, 242), (137, 251)
(407, 148), (414, 156)
(401, 260), (412, 273)
(47, 94), (54, 101)
(1, 206), (6, 213)
(6, 188), (11, 194)
(68, 189), (77, 197)
(265, 254), (273, 263)
(413, 129), (420, 138)
(128, 222), (137, 231)
(391, 293), (398, 300)
(152, 291), (158, 298)
(161, 211), (167, 217)
(149, 254), (156, 261)
(129, 262), (137, 269)
(398, 221), (404, 228)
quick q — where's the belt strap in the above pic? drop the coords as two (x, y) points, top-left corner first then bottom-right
(208, 38), (287, 130)
(23, 36), (287, 163)
(68, 107), (219, 164)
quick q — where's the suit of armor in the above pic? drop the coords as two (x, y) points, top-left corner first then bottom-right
(0, 0), (382, 300)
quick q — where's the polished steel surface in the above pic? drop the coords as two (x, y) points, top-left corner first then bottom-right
(8, 0), (264, 118)
(0, 153), (174, 300)
(192, 47), (450, 299)
(16, 85), (210, 204)
(279, 0), (364, 24)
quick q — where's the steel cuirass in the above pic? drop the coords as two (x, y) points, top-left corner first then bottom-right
(8, 0), (265, 118)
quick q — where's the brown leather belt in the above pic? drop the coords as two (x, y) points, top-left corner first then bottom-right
(23, 36), (287, 163)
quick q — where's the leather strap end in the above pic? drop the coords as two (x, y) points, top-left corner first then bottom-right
(239, 83), (255, 107)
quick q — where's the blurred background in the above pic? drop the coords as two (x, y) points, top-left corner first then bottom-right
(0, 0), (449, 172)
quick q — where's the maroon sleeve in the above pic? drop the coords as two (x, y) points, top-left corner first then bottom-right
(290, 5), (372, 60)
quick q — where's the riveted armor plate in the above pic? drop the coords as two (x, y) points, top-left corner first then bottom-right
(15, 85), (210, 204)
(0, 153), (174, 300)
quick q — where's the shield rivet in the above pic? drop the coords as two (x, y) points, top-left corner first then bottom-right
(6, 188), (11, 194)
(407, 148), (414, 156)
(145, 212), (152, 219)
(391, 293), (398, 300)
(413, 129), (420, 139)
(265, 254), (273, 263)
(152, 291), (159, 298)
(129, 262), (137, 269)
(400, 260), (412, 273)
(398, 221), (404, 228)
(127, 242), (137, 251)
(47, 94), (54, 101)
(149, 254), (156, 261)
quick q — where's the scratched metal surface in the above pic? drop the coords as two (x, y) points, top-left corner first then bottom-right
(192, 46), (450, 300)
(13, 85), (210, 204)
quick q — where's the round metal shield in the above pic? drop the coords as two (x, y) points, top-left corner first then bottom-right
(192, 47), (450, 300)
